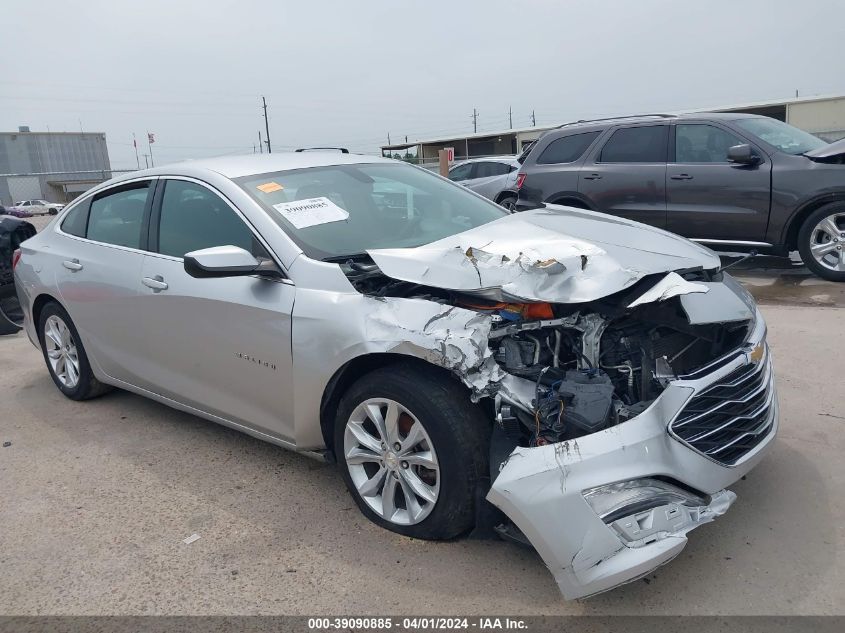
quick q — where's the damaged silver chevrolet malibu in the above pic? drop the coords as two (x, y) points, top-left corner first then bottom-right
(13, 153), (777, 599)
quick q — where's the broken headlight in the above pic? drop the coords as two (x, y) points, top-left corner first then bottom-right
(583, 478), (708, 524)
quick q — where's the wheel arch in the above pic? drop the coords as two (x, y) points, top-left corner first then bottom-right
(494, 190), (517, 204)
(31, 292), (63, 339)
(545, 192), (594, 210)
(784, 192), (845, 251)
(318, 352), (490, 461)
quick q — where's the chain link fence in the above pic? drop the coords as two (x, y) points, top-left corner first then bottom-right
(1, 169), (137, 206)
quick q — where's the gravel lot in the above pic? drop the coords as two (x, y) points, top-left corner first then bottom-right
(0, 304), (843, 615)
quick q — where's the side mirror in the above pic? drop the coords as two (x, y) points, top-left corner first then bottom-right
(727, 144), (760, 165)
(184, 245), (268, 278)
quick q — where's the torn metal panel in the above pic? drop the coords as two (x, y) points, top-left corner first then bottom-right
(368, 208), (720, 303)
(680, 282), (754, 324)
(364, 297), (504, 391)
(627, 271), (708, 308)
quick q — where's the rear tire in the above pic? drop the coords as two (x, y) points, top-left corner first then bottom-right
(797, 202), (845, 281)
(38, 301), (111, 400)
(334, 363), (490, 540)
(498, 195), (517, 211)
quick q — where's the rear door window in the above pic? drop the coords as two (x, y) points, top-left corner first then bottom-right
(537, 131), (601, 164)
(474, 162), (511, 177)
(86, 183), (151, 249)
(599, 126), (669, 163)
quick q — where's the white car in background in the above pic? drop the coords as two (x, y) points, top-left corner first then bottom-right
(448, 156), (520, 210)
(12, 200), (65, 216)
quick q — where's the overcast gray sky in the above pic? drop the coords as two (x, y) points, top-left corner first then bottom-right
(3, 0), (844, 169)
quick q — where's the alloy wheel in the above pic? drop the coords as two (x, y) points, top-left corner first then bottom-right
(44, 314), (80, 388)
(809, 212), (845, 272)
(343, 398), (440, 525)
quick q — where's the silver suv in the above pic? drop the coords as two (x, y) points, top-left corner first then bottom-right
(13, 153), (777, 599)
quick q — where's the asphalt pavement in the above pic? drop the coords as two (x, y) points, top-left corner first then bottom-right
(1, 305), (843, 615)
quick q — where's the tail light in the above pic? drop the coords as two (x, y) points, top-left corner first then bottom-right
(12, 249), (22, 270)
(516, 172), (526, 189)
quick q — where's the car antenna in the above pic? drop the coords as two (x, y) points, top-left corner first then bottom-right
(718, 250), (758, 273)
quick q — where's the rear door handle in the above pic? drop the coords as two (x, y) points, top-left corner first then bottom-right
(62, 259), (83, 272)
(583, 173), (602, 180)
(670, 173), (694, 180)
(141, 275), (168, 291)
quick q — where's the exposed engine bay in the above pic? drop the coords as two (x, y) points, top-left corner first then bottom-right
(341, 258), (749, 446)
(457, 295), (746, 446)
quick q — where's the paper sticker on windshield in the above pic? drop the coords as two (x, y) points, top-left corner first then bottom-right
(272, 197), (350, 229)
(257, 182), (284, 193)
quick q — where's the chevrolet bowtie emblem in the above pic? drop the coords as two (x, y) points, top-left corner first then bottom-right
(750, 344), (765, 363)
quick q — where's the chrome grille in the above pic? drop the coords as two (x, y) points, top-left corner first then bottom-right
(671, 350), (775, 465)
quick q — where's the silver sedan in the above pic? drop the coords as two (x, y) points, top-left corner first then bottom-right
(447, 156), (520, 209)
(13, 153), (777, 599)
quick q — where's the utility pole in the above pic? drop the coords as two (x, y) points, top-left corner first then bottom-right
(262, 96), (272, 153)
(133, 133), (140, 170)
(258, 130), (263, 154)
(531, 110), (536, 127)
(471, 108), (478, 133)
(143, 153), (150, 169)
(509, 106), (513, 129)
(147, 132), (155, 167)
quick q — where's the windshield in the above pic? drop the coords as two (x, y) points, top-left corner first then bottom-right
(734, 117), (827, 155)
(236, 162), (508, 260)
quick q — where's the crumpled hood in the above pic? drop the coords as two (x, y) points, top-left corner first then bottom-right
(367, 206), (720, 303)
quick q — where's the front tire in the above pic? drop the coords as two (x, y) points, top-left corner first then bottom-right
(38, 301), (111, 400)
(798, 202), (845, 281)
(335, 363), (490, 540)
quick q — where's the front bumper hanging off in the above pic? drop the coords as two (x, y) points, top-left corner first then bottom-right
(486, 318), (777, 600)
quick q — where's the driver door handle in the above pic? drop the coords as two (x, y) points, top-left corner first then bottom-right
(62, 259), (83, 272)
(670, 173), (694, 180)
(583, 173), (602, 180)
(142, 275), (168, 291)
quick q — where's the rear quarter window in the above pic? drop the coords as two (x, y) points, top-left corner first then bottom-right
(60, 199), (91, 237)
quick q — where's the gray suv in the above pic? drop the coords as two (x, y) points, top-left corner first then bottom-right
(515, 113), (845, 280)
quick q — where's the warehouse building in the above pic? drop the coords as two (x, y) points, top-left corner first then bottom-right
(382, 94), (845, 164)
(0, 127), (112, 206)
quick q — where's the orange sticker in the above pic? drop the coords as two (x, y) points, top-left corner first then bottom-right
(257, 182), (284, 193)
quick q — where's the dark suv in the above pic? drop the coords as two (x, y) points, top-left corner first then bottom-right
(515, 113), (845, 280)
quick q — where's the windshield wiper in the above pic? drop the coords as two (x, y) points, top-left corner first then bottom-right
(322, 253), (370, 264)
